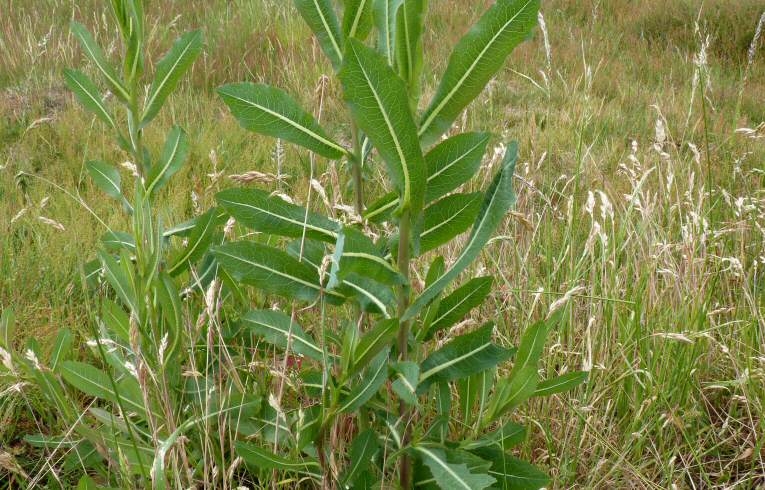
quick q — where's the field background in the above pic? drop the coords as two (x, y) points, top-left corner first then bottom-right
(1, 0), (764, 487)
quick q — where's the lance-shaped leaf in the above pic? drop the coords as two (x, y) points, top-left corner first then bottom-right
(97, 250), (138, 314)
(420, 192), (483, 254)
(339, 226), (403, 285)
(240, 310), (324, 361)
(374, 0), (403, 65)
(427, 276), (493, 339)
(0, 308), (14, 350)
(142, 29), (203, 126)
(457, 368), (494, 429)
(145, 126), (189, 196)
(85, 161), (130, 212)
(60, 361), (149, 419)
(213, 241), (344, 304)
(468, 447), (549, 490)
(392, 361), (419, 405)
(338, 348), (389, 413)
(365, 132), (490, 222)
(218, 83), (345, 159)
(339, 39), (427, 214)
(101, 231), (135, 252)
(403, 142), (518, 321)
(418, 323), (513, 393)
(413, 446), (495, 490)
(419, 0), (540, 144)
(218, 187), (340, 242)
(236, 442), (322, 477)
(350, 318), (398, 375)
(343, 0), (374, 40)
(294, 0), (344, 70)
(462, 420), (526, 451)
(484, 315), (552, 422)
(168, 207), (220, 275)
(395, 0), (427, 101)
(340, 429), (381, 487)
(533, 371), (588, 397)
(50, 329), (73, 372)
(70, 21), (130, 102)
(415, 448), (493, 489)
(64, 69), (115, 128)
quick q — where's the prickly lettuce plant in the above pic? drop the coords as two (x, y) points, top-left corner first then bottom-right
(214, 0), (587, 488)
(0, 2), (260, 488)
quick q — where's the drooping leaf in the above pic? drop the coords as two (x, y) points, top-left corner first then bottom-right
(403, 142), (518, 321)
(468, 447), (549, 490)
(63, 69), (115, 128)
(343, 0), (374, 40)
(339, 226), (403, 285)
(85, 160), (130, 211)
(427, 276), (493, 339)
(419, 0), (540, 144)
(213, 241), (345, 304)
(294, 0), (345, 70)
(217, 187), (340, 242)
(339, 38), (427, 214)
(413, 446), (495, 490)
(391, 361), (419, 405)
(418, 323), (513, 393)
(142, 29), (203, 126)
(338, 348), (389, 413)
(217, 83), (346, 159)
(373, 0), (403, 65)
(70, 21), (130, 102)
(533, 371), (588, 397)
(145, 126), (189, 195)
(237, 442), (322, 477)
(350, 318), (399, 375)
(240, 309), (324, 361)
(339, 429), (381, 487)
(415, 447), (493, 490)
(168, 207), (220, 275)
(420, 192), (483, 254)
(337, 273), (396, 318)
(425, 132), (491, 202)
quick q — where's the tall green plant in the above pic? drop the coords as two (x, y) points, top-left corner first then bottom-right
(214, 0), (586, 488)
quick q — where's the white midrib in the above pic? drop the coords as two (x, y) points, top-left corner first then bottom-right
(70, 74), (115, 128)
(146, 131), (182, 195)
(355, 323), (394, 362)
(169, 215), (213, 274)
(351, 43), (412, 207)
(244, 317), (321, 356)
(419, 341), (492, 382)
(221, 197), (338, 239)
(342, 280), (390, 318)
(421, 199), (476, 239)
(79, 35), (129, 101)
(342, 251), (396, 273)
(90, 165), (120, 195)
(431, 281), (485, 328)
(144, 33), (197, 117)
(339, 356), (386, 412)
(349, 0), (368, 38)
(415, 447), (472, 490)
(312, 0), (343, 61)
(222, 91), (346, 155)
(419, 0), (534, 136)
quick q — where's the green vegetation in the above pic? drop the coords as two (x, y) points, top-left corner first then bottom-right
(1, 0), (764, 488)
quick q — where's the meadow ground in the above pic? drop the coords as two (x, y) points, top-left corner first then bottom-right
(1, 0), (764, 487)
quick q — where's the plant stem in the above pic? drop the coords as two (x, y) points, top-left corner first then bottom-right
(350, 121), (364, 216)
(396, 209), (412, 489)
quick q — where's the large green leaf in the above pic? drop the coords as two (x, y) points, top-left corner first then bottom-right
(49, 329), (72, 372)
(142, 30), (203, 126)
(217, 83), (346, 159)
(419, 0), (539, 144)
(533, 371), (588, 397)
(403, 142), (518, 321)
(168, 207), (220, 275)
(338, 348), (389, 413)
(427, 276), (493, 339)
(240, 310), (324, 361)
(236, 442), (321, 477)
(339, 38), (427, 214)
(418, 323), (513, 393)
(391, 360), (419, 405)
(294, 0), (344, 70)
(63, 69), (115, 128)
(462, 420), (527, 451)
(350, 318), (399, 375)
(217, 187), (340, 242)
(420, 192), (483, 254)
(413, 446), (495, 490)
(213, 241), (344, 304)
(457, 368), (494, 429)
(343, 0), (374, 40)
(145, 126), (189, 196)
(98, 251), (138, 314)
(395, 0), (427, 101)
(70, 21), (130, 102)
(85, 160), (127, 207)
(373, 0), (403, 65)
(0, 308), (14, 350)
(338, 226), (403, 285)
(339, 429), (381, 487)
(60, 361), (148, 419)
(469, 447), (549, 490)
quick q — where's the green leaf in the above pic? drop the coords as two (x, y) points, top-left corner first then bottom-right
(101, 231), (135, 252)
(339, 429), (381, 487)
(338, 348), (389, 413)
(70, 21), (130, 102)
(101, 299), (130, 345)
(339, 227), (403, 286)
(457, 368), (494, 429)
(391, 361), (419, 405)
(240, 309), (324, 361)
(145, 126), (189, 195)
(403, 142), (518, 321)
(339, 38), (427, 214)
(97, 251), (138, 314)
(49, 328), (72, 372)
(76, 475), (99, 490)
(373, 0), (403, 65)
(351, 318), (398, 375)
(154, 272), (183, 365)
(237, 442), (322, 477)
(419, 0), (540, 144)
(337, 273), (396, 318)
(418, 323), (513, 393)
(142, 29), (203, 126)
(217, 187), (340, 242)
(218, 83), (346, 159)
(60, 361), (148, 418)
(85, 160), (127, 206)
(294, 0), (344, 70)
(415, 448), (492, 489)
(420, 192), (483, 254)
(213, 241), (344, 304)
(395, 0), (427, 102)
(0, 308), (14, 350)
(427, 276), (493, 339)
(63, 69), (115, 128)
(425, 132), (491, 202)
(343, 0), (374, 40)
(463, 420), (526, 452)
(168, 207), (220, 275)
(413, 446), (495, 490)
(469, 447), (549, 490)
(533, 371), (588, 397)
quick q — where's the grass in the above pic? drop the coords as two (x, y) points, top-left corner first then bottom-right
(1, 0), (764, 487)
